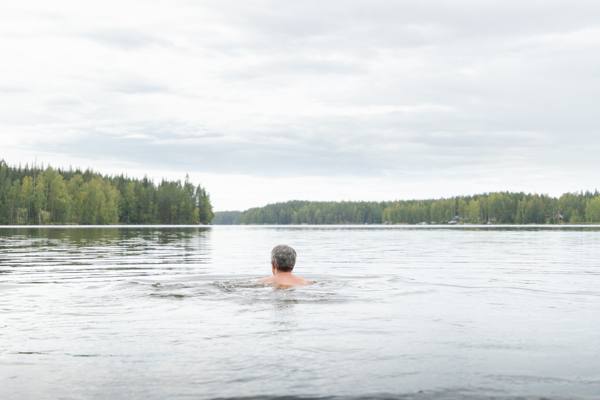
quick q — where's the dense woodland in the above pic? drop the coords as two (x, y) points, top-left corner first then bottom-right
(214, 191), (600, 225)
(0, 161), (213, 225)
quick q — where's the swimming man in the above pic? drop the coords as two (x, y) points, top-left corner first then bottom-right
(260, 244), (311, 288)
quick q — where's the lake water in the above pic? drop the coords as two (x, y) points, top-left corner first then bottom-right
(1, 225), (600, 400)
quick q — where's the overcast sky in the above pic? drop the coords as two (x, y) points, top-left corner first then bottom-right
(1, 0), (599, 210)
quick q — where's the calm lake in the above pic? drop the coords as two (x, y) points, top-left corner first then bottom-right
(1, 225), (600, 399)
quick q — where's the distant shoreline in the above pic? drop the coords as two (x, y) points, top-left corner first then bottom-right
(2, 224), (600, 228)
(214, 192), (600, 225)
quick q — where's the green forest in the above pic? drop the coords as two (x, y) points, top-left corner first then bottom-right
(214, 191), (600, 225)
(0, 160), (213, 225)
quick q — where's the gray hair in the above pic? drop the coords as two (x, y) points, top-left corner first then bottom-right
(271, 244), (297, 272)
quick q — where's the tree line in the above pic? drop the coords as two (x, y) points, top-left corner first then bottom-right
(214, 191), (600, 225)
(0, 160), (214, 225)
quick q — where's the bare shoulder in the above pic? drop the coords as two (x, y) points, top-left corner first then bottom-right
(294, 276), (314, 286)
(259, 274), (313, 288)
(259, 276), (274, 284)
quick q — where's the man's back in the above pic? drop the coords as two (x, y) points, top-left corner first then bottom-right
(260, 273), (310, 288)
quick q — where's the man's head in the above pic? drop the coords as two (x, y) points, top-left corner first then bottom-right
(271, 244), (297, 273)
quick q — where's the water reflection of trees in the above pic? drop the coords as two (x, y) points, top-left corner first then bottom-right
(0, 227), (211, 246)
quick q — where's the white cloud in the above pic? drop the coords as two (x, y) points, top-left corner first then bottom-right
(1, 0), (599, 210)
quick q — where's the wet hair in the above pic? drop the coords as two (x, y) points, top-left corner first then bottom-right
(271, 244), (297, 272)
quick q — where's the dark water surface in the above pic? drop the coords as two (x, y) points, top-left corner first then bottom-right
(1, 225), (600, 399)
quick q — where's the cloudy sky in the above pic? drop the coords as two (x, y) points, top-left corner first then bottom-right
(1, 0), (599, 210)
